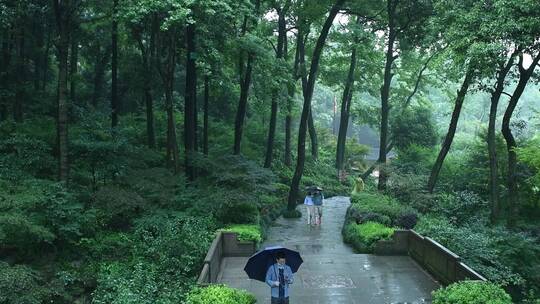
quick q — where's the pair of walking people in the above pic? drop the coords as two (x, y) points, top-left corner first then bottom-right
(303, 189), (323, 226)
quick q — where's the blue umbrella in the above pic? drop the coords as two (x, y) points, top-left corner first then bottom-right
(244, 246), (303, 282)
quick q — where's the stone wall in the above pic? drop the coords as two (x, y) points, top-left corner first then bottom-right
(375, 229), (486, 285)
(197, 231), (257, 285)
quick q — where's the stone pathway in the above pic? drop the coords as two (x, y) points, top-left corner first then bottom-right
(218, 196), (440, 303)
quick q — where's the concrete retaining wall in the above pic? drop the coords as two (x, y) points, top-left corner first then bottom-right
(197, 231), (257, 285)
(375, 229), (486, 285)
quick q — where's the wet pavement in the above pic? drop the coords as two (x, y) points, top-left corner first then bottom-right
(218, 196), (440, 303)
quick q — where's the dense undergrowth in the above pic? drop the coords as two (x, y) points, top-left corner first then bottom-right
(344, 141), (540, 303)
(0, 113), (351, 303)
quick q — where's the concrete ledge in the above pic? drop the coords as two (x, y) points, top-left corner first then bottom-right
(197, 231), (257, 285)
(222, 232), (257, 257)
(374, 229), (409, 255)
(374, 229), (486, 285)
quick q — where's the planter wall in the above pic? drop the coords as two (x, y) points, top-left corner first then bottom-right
(197, 231), (257, 285)
(374, 229), (486, 285)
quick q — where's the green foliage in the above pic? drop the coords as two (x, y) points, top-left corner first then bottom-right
(132, 213), (216, 278)
(0, 132), (55, 180)
(517, 136), (540, 206)
(0, 178), (94, 257)
(432, 191), (488, 225)
(343, 221), (395, 253)
(392, 106), (438, 151)
(349, 192), (417, 228)
(92, 213), (217, 303)
(0, 212), (55, 255)
(93, 186), (146, 229)
(415, 216), (524, 287)
(221, 224), (262, 244)
(92, 262), (187, 304)
(0, 262), (48, 304)
(432, 281), (512, 304)
(184, 285), (256, 304)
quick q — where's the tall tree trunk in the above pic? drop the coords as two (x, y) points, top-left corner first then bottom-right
(233, 0), (259, 155)
(285, 91), (293, 166)
(287, 0), (344, 210)
(33, 18), (44, 91)
(14, 29), (24, 122)
(307, 109), (318, 160)
(1, 32), (12, 121)
(165, 83), (179, 171)
(264, 7), (286, 168)
(336, 40), (358, 171)
(92, 48), (108, 107)
(184, 23), (197, 181)
(233, 53), (254, 155)
(427, 68), (474, 192)
(488, 52), (517, 223)
(134, 31), (156, 148)
(203, 75), (209, 155)
(69, 34), (78, 104)
(42, 29), (51, 91)
(502, 52), (540, 227)
(264, 92), (279, 167)
(284, 25), (302, 168)
(162, 34), (179, 172)
(111, 0), (119, 127)
(53, 0), (71, 183)
(377, 1), (399, 190)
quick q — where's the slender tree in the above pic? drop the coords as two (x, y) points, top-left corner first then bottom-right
(336, 17), (360, 172)
(53, 0), (75, 182)
(264, 1), (289, 168)
(287, 0), (345, 210)
(234, 0), (260, 155)
(487, 51), (517, 223)
(111, 0), (119, 127)
(502, 51), (540, 226)
(427, 67), (475, 192)
(184, 22), (197, 180)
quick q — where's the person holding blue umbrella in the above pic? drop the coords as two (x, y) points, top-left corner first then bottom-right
(244, 246), (303, 304)
(266, 251), (293, 304)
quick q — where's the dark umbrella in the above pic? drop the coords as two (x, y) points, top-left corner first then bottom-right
(243, 246), (303, 282)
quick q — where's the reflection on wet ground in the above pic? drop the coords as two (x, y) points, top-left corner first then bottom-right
(218, 196), (439, 303)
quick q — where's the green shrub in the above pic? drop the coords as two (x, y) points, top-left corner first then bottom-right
(432, 191), (488, 225)
(415, 216), (523, 287)
(0, 132), (56, 179)
(217, 199), (260, 225)
(221, 224), (262, 244)
(350, 192), (417, 228)
(0, 213), (55, 257)
(93, 186), (146, 229)
(343, 221), (395, 253)
(92, 261), (187, 304)
(133, 212), (216, 278)
(185, 285), (256, 304)
(432, 281), (512, 304)
(0, 262), (49, 304)
(258, 193), (286, 221)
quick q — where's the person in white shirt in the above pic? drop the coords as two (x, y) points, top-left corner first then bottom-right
(303, 192), (314, 225)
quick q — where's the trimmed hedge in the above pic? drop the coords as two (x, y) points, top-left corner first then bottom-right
(220, 224), (262, 244)
(343, 221), (395, 253)
(185, 285), (256, 304)
(432, 281), (512, 304)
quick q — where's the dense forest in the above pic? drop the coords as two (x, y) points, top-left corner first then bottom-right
(0, 0), (539, 303)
